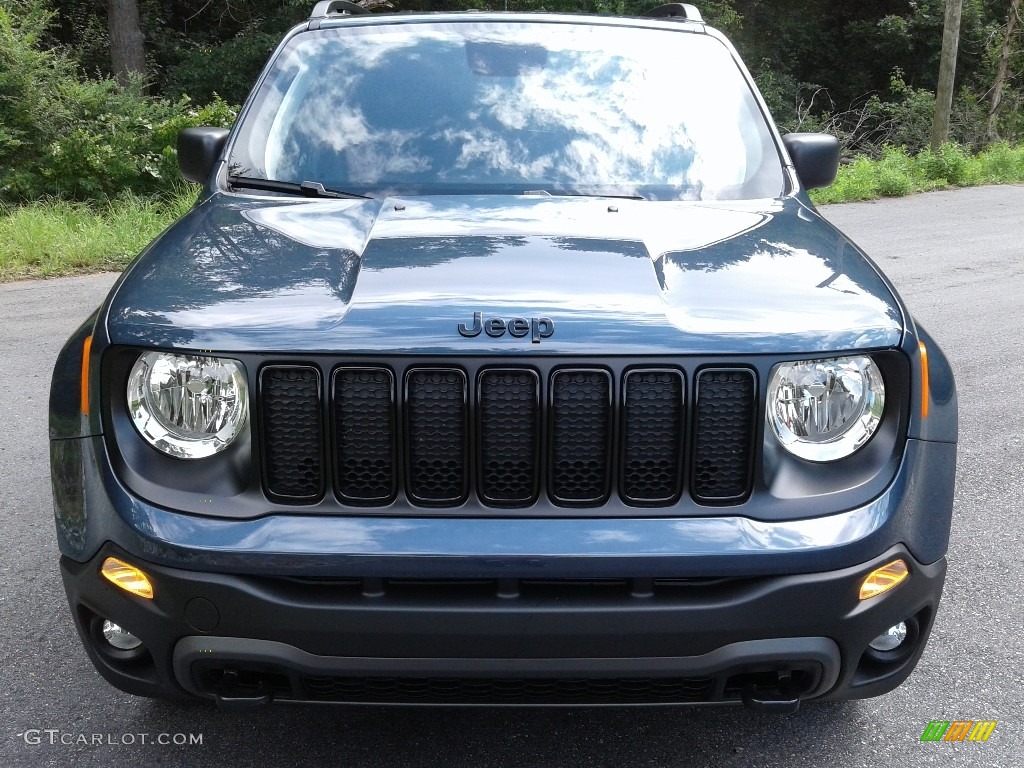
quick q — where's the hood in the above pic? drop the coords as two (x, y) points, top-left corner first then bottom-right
(104, 194), (904, 355)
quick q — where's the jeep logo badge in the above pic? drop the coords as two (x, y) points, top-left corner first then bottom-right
(458, 312), (554, 343)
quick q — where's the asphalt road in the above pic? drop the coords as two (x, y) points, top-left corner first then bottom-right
(1, 186), (1022, 767)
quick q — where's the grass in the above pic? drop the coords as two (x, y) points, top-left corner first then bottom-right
(810, 141), (1024, 204)
(1, 143), (1023, 282)
(0, 187), (195, 282)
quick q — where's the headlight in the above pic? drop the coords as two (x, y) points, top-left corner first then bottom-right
(767, 356), (885, 462)
(128, 352), (248, 459)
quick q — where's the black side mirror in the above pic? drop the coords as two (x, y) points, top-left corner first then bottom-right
(782, 133), (840, 190)
(178, 127), (230, 184)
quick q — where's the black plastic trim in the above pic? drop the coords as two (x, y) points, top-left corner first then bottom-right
(330, 365), (398, 506)
(619, 367), (686, 506)
(174, 636), (838, 706)
(547, 367), (614, 507)
(259, 364), (325, 503)
(403, 367), (470, 506)
(691, 367), (758, 504)
(476, 367), (542, 507)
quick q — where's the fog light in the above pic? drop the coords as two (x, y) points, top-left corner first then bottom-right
(101, 557), (154, 599)
(859, 559), (909, 600)
(869, 621), (908, 652)
(102, 619), (142, 651)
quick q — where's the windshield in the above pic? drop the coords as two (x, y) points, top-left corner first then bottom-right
(228, 20), (785, 201)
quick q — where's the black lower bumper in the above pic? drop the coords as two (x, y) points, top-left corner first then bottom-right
(61, 543), (945, 708)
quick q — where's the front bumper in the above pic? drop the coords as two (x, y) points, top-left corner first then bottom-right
(62, 543), (944, 707)
(52, 432), (955, 706)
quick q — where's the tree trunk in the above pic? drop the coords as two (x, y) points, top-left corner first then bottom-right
(986, 0), (1021, 143)
(107, 0), (146, 87)
(931, 0), (964, 151)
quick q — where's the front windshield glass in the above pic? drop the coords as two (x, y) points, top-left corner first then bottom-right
(228, 20), (784, 200)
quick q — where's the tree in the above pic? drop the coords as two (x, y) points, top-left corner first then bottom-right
(931, 0), (964, 150)
(106, 0), (145, 86)
(986, 0), (1022, 142)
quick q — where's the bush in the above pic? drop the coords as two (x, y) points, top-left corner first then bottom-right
(163, 32), (280, 106)
(0, 2), (236, 203)
(873, 146), (914, 197)
(812, 156), (877, 204)
(974, 142), (1024, 183)
(915, 143), (972, 186)
(811, 143), (1024, 204)
(149, 96), (238, 187)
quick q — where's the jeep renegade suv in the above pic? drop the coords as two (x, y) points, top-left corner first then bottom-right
(49, 1), (957, 710)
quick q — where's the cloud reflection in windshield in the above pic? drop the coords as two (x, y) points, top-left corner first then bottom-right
(230, 22), (783, 200)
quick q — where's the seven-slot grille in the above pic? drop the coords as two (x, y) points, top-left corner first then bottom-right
(259, 364), (756, 508)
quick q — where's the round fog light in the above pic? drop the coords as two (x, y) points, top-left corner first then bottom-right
(102, 619), (142, 651)
(869, 621), (908, 652)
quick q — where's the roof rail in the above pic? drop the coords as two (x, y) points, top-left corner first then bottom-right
(643, 4), (704, 22)
(310, 0), (370, 18)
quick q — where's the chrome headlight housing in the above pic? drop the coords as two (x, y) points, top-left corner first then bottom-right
(767, 356), (885, 462)
(127, 352), (248, 459)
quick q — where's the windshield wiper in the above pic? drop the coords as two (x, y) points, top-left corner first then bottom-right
(523, 189), (645, 200)
(228, 176), (371, 200)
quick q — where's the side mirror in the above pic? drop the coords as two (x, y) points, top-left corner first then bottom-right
(782, 133), (840, 190)
(178, 127), (230, 184)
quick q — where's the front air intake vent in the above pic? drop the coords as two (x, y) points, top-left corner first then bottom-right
(260, 365), (323, 501)
(691, 369), (756, 503)
(405, 368), (468, 505)
(621, 369), (685, 505)
(548, 369), (613, 505)
(477, 369), (540, 506)
(332, 367), (396, 504)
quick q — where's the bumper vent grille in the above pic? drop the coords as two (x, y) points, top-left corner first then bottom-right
(258, 362), (758, 509)
(299, 674), (715, 704)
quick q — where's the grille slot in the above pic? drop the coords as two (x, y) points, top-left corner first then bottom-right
(477, 369), (540, 506)
(260, 366), (323, 500)
(405, 368), (468, 505)
(692, 369), (756, 502)
(621, 369), (685, 505)
(548, 369), (613, 505)
(333, 367), (396, 504)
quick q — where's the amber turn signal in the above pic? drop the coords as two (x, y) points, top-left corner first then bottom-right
(100, 557), (154, 599)
(859, 559), (909, 600)
(918, 341), (930, 421)
(80, 335), (93, 416)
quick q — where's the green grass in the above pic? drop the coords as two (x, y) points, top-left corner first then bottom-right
(810, 142), (1024, 204)
(1, 143), (1023, 282)
(0, 187), (195, 282)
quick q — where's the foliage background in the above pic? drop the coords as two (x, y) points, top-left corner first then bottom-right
(1, 0), (1022, 205)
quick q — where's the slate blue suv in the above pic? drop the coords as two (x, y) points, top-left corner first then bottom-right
(49, 2), (957, 711)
